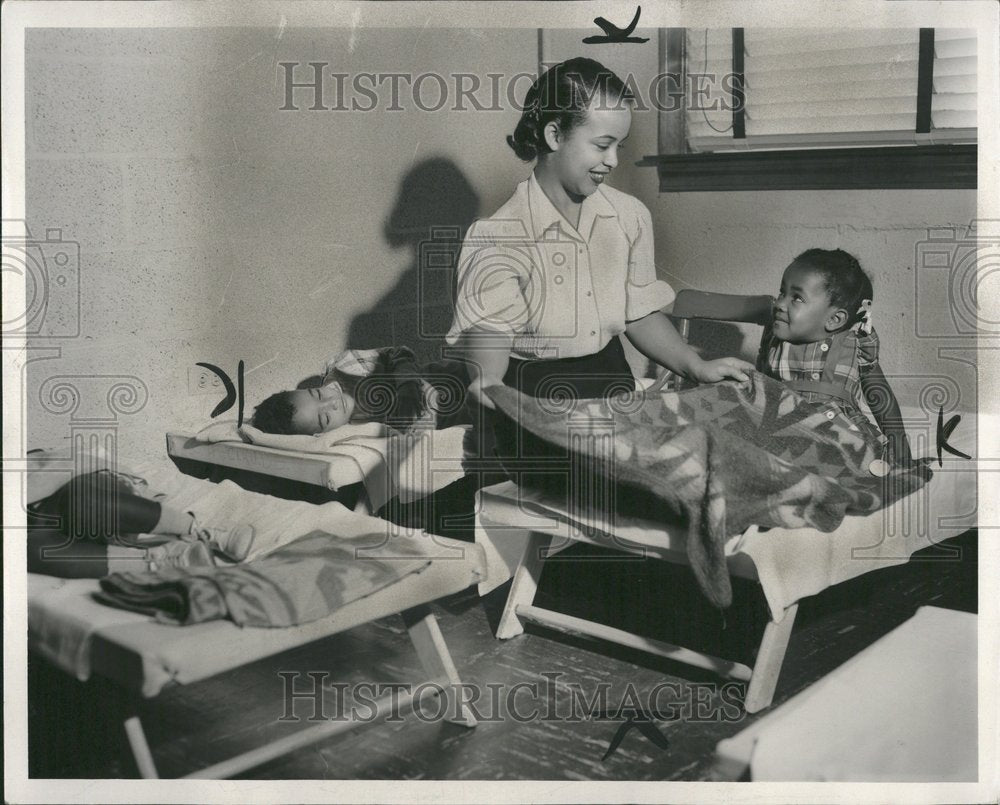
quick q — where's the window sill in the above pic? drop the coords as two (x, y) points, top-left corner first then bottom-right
(637, 144), (976, 192)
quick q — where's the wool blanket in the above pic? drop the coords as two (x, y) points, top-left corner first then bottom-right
(486, 371), (931, 608)
(96, 530), (431, 626)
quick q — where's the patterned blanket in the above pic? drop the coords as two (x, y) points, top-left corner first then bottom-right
(96, 530), (432, 627)
(487, 371), (931, 608)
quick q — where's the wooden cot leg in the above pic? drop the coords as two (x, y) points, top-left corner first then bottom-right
(123, 709), (159, 779)
(743, 602), (799, 714)
(496, 531), (552, 640)
(402, 605), (477, 728)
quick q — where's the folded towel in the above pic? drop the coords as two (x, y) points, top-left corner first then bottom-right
(96, 529), (432, 627)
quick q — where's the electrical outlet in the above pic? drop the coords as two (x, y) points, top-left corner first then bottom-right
(188, 365), (224, 395)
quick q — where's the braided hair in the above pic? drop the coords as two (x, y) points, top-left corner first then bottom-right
(507, 57), (633, 162)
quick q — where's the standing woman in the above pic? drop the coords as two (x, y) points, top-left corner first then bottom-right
(447, 58), (752, 469)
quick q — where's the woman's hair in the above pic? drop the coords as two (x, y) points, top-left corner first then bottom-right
(791, 248), (874, 330)
(507, 57), (633, 162)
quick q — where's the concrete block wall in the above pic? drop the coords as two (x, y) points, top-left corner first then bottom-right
(24, 26), (977, 471)
(25, 27), (533, 468)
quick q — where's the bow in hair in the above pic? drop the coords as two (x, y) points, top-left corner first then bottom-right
(856, 299), (873, 335)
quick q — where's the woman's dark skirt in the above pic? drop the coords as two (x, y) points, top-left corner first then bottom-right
(493, 337), (635, 504)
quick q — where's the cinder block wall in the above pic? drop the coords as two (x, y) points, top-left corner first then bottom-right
(25, 27), (533, 468)
(25, 26), (977, 471)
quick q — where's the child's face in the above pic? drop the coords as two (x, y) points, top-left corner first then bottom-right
(287, 381), (356, 435)
(548, 96), (631, 200)
(772, 264), (842, 344)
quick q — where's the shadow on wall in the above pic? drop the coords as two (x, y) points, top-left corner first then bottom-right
(347, 158), (480, 365)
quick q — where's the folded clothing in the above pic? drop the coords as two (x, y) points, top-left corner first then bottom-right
(96, 529), (432, 627)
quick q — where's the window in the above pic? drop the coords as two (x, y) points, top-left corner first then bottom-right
(642, 28), (977, 191)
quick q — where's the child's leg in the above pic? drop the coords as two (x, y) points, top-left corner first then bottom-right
(28, 528), (215, 578)
(40, 472), (163, 542)
(151, 505), (195, 536)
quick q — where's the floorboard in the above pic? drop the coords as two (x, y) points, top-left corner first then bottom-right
(28, 529), (978, 780)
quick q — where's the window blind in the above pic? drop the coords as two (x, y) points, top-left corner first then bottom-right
(685, 28), (977, 152)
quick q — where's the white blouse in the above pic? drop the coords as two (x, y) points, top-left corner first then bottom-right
(446, 173), (675, 360)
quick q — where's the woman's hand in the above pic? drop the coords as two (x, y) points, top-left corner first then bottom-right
(626, 312), (753, 387)
(691, 357), (754, 384)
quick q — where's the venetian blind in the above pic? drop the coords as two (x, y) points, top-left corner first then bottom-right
(686, 28), (977, 152)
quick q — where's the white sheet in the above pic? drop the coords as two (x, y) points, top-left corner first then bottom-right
(474, 407), (982, 620)
(28, 467), (486, 691)
(716, 606), (977, 781)
(136, 463), (425, 560)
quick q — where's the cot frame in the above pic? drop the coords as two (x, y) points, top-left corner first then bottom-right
(115, 603), (475, 779)
(490, 291), (793, 712)
(494, 527), (798, 714)
(166, 432), (373, 512)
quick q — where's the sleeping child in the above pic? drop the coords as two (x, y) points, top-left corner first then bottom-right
(251, 346), (471, 436)
(757, 247), (912, 468)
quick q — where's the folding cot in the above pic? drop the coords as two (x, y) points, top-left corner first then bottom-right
(475, 291), (981, 713)
(27, 465), (487, 779)
(166, 421), (472, 516)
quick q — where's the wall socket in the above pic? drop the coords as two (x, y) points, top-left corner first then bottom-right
(188, 365), (224, 395)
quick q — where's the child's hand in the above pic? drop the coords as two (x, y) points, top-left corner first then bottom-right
(692, 357), (754, 385)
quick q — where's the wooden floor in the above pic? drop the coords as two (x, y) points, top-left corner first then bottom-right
(28, 529), (977, 781)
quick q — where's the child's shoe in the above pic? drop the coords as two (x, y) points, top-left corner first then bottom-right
(145, 539), (216, 572)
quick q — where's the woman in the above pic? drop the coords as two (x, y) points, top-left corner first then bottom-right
(447, 58), (752, 474)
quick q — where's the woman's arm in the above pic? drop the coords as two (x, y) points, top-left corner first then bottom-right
(860, 364), (912, 463)
(625, 311), (753, 384)
(459, 328), (514, 410)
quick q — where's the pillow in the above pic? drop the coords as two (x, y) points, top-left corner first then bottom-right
(238, 421), (389, 452)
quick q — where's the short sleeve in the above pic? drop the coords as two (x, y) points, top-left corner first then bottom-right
(856, 326), (880, 369)
(624, 202), (675, 322)
(446, 223), (530, 344)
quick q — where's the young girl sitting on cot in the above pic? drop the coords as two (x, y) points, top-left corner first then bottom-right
(758, 247), (912, 468)
(26, 462), (255, 578)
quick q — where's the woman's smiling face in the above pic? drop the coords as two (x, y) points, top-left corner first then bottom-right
(549, 97), (632, 201)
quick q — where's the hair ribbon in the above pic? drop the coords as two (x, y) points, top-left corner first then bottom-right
(856, 299), (873, 335)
